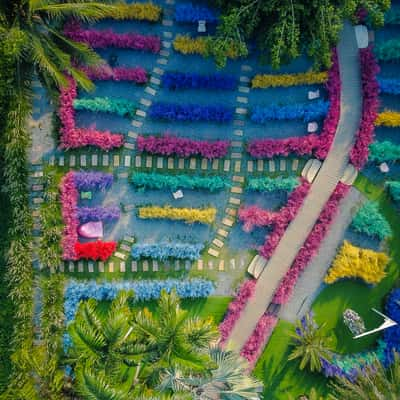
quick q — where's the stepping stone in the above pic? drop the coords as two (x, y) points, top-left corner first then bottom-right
(231, 141), (242, 148)
(98, 261), (104, 272)
(59, 263), (64, 273)
(208, 260), (214, 269)
(218, 260), (225, 271)
(33, 222), (41, 231)
(197, 259), (203, 270)
(280, 159), (286, 171)
(223, 160), (230, 172)
(32, 184), (43, 191)
(118, 172), (128, 179)
(163, 31), (173, 38)
(268, 159), (276, 172)
(239, 86), (250, 93)
(58, 156), (64, 166)
(213, 238), (224, 248)
(156, 58), (168, 65)
(232, 175), (244, 183)
(88, 261), (94, 273)
(167, 157), (174, 169)
(123, 204), (135, 212)
(235, 107), (247, 115)
(142, 260), (149, 272)
(189, 158), (196, 169)
(136, 109), (146, 118)
(135, 156), (142, 167)
(33, 197), (44, 204)
(234, 120), (244, 126)
(236, 96), (248, 104)
(292, 159), (299, 171)
(234, 161), (241, 173)
(212, 159), (219, 170)
(230, 259), (236, 269)
(145, 87), (157, 96)
(231, 186), (243, 194)
(108, 262), (114, 273)
(32, 210), (40, 217)
(230, 197), (242, 206)
(201, 159), (208, 170)
(124, 155), (131, 167)
(120, 244), (131, 252)
(217, 228), (229, 238)
(150, 77), (161, 85)
(157, 157), (164, 168)
(257, 160), (264, 171)
(152, 260), (159, 272)
(240, 257), (246, 269)
(231, 152), (241, 159)
(132, 120), (143, 128)
(78, 261), (84, 273)
(123, 236), (135, 244)
(146, 156), (152, 168)
(247, 160), (254, 172)
(185, 260), (191, 270)
(102, 154), (109, 166)
(124, 142), (135, 150)
(115, 252), (127, 260)
(241, 65), (252, 72)
(131, 261), (137, 272)
(226, 208), (237, 217)
(69, 155), (76, 167)
(178, 158), (184, 169)
(140, 98), (152, 107)
(160, 49), (170, 57)
(239, 76), (250, 83)
(113, 155), (120, 167)
(49, 156), (55, 166)
(120, 261), (126, 272)
(80, 154), (87, 167)
(91, 154), (98, 166)
(234, 129), (243, 136)
(128, 131), (138, 138)
(152, 67), (164, 76)
(69, 261), (74, 272)
(222, 217), (234, 227)
(162, 19), (173, 26)
(175, 260), (180, 271)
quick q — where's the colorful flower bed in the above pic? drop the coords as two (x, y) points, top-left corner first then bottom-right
(60, 171), (117, 261)
(369, 140), (400, 162)
(64, 20), (161, 53)
(247, 176), (299, 192)
(59, 76), (124, 150)
(64, 278), (215, 321)
(73, 96), (136, 118)
(108, 2), (162, 21)
(80, 65), (148, 83)
(378, 77), (400, 95)
(219, 279), (257, 344)
(273, 183), (349, 304)
(137, 134), (229, 159)
(131, 172), (230, 192)
(350, 201), (392, 240)
(174, 3), (217, 23)
(386, 181), (400, 204)
(238, 206), (278, 233)
(131, 242), (204, 261)
(149, 102), (233, 123)
(251, 71), (328, 88)
(162, 72), (236, 90)
(250, 100), (329, 123)
(137, 205), (217, 224)
(77, 206), (120, 223)
(324, 240), (389, 285)
(349, 46), (380, 169)
(383, 288), (400, 365)
(375, 110), (400, 127)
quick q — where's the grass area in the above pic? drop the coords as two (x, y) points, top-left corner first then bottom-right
(254, 320), (330, 399)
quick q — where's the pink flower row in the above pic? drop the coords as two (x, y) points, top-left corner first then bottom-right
(238, 206), (278, 232)
(240, 313), (278, 368)
(137, 134), (230, 159)
(64, 20), (160, 53)
(80, 65), (148, 83)
(349, 46), (380, 170)
(273, 183), (350, 304)
(59, 76), (124, 150)
(247, 49), (340, 159)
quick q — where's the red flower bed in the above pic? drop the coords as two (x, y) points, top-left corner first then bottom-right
(238, 206), (278, 232)
(75, 241), (117, 261)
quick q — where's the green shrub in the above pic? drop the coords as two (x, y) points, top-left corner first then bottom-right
(386, 181), (400, 204)
(247, 176), (299, 192)
(369, 140), (400, 163)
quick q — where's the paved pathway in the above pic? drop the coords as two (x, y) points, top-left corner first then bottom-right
(227, 21), (362, 351)
(279, 187), (363, 322)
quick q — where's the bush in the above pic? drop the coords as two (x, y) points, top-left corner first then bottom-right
(149, 102), (233, 123)
(80, 65), (148, 83)
(74, 241), (117, 261)
(247, 176), (299, 192)
(324, 240), (389, 285)
(250, 100), (330, 123)
(77, 206), (120, 223)
(351, 201), (392, 240)
(238, 206), (278, 232)
(73, 97), (136, 118)
(384, 288), (400, 364)
(73, 171), (113, 191)
(131, 242), (204, 261)
(138, 205), (216, 225)
(386, 181), (400, 204)
(137, 134), (229, 159)
(64, 278), (215, 321)
(251, 71), (328, 88)
(175, 3), (217, 23)
(369, 140), (400, 163)
(109, 2), (162, 21)
(375, 110), (400, 127)
(378, 78), (400, 95)
(162, 72), (236, 90)
(375, 39), (400, 62)
(131, 172), (230, 192)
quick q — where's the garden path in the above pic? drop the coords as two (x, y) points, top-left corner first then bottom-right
(226, 21), (362, 352)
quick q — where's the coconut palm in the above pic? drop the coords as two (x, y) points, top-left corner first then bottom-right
(158, 346), (264, 400)
(288, 313), (332, 372)
(329, 352), (400, 400)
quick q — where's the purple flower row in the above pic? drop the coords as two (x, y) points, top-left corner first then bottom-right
(80, 65), (148, 83)
(74, 172), (113, 192)
(77, 206), (120, 223)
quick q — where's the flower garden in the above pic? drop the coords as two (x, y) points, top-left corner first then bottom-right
(1, 1), (400, 399)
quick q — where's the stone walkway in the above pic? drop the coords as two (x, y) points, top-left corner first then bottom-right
(279, 187), (364, 322)
(227, 21), (362, 352)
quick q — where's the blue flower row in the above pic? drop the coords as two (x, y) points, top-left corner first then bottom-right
(378, 78), (400, 95)
(162, 72), (236, 90)
(384, 288), (400, 366)
(149, 102), (233, 123)
(175, 3), (217, 23)
(64, 278), (215, 322)
(251, 100), (330, 123)
(131, 242), (204, 261)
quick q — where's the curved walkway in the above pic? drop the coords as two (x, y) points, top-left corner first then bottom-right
(227, 21), (362, 352)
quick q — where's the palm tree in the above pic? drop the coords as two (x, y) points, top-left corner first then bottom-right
(158, 346), (264, 400)
(329, 352), (400, 400)
(288, 313), (332, 372)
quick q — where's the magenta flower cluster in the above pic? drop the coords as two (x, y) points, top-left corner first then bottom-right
(64, 20), (160, 53)
(80, 65), (148, 83)
(219, 279), (257, 344)
(349, 46), (380, 170)
(273, 183), (349, 304)
(247, 50), (340, 159)
(137, 134), (230, 159)
(59, 76), (124, 150)
(238, 206), (278, 233)
(240, 313), (278, 368)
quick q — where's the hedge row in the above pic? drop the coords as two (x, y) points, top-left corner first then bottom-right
(131, 242), (204, 261)
(251, 71), (327, 88)
(247, 176), (299, 192)
(162, 72), (236, 90)
(174, 3), (217, 23)
(369, 140), (400, 163)
(73, 97), (136, 118)
(375, 110), (400, 127)
(378, 77), (400, 95)
(375, 39), (400, 62)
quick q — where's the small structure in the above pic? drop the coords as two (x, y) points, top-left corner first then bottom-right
(379, 162), (389, 173)
(343, 309), (366, 336)
(78, 221), (104, 239)
(80, 191), (92, 200)
(301, 159), (322, 183)
(355, 25), (369, 49)
(198, 20), (206, 33)
(308, 89), (320, 100)
(307, 122), (318, 133)
(172, 189), (184, 199)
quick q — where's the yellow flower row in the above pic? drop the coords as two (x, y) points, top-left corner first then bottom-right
(375, 110), (400, 127)
(111, 2), (162, 22)
(251, 71), (328, 89)
(138, 205), (216, 224)
(324, 241), (389, 285)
